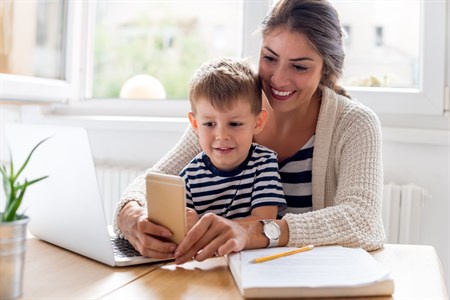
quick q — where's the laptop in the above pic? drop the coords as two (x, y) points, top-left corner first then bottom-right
(5, 123), (172, 267)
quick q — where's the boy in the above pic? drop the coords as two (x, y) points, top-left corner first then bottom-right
(180, 57), (286, 221)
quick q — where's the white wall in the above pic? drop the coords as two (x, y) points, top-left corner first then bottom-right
(1, 104), (448, 290)
(383, 139), (449, 289)
(0, 105), (21, 212)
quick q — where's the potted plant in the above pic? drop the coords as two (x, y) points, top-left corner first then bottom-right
(0, 137), (48, 300)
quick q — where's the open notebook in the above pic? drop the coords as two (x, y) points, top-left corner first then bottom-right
(227, 245), (394, 298)
(5, 123), (172, 267)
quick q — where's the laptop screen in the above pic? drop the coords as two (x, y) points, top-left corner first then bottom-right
(5, 124), (116, 265)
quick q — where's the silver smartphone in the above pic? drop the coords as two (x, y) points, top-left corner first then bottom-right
(146, 172), (187, 245)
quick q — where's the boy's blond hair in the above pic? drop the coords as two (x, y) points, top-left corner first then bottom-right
(189, 57), (262, 115)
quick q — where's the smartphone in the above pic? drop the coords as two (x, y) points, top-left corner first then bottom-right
(146, 172), (187, 245)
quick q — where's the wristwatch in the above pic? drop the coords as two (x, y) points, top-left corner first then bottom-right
(260, 220), (280, 248)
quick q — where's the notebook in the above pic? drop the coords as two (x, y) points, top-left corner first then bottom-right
(227, 245), (395, 298)
(4, 123), (172, 267)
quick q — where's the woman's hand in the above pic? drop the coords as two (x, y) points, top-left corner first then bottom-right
(118, 201), (177, 259)
(174, 213), (249, 264)
(186, 207), (199, 231)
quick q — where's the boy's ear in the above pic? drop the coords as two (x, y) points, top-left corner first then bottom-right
(188, 112), (199, 134)
(254, 109), (268, 134)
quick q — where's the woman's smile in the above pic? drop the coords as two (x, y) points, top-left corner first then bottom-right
(270, 86), (297, 101)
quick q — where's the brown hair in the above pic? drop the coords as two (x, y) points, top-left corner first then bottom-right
(261, 0), (350, 98)
(189, 57), (262, 115)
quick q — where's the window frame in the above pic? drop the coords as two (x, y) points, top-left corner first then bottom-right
(1, 0), (448, 118)
(75, 0), (449, 117)
(1, 74), (71, 102)
(51, 0), (271, 117)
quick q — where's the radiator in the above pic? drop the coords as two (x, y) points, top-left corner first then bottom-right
(382, 183), (428, 244)
(95, 164), (428, 243)
(95, 164), (146, 224)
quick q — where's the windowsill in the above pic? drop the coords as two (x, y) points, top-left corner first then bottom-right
(15, 101), (450, 145)
(382, 127), (449, 146)
(20, 102), (190, 132)
(38, 114), (190, 132)
(49, 99), (191, 118)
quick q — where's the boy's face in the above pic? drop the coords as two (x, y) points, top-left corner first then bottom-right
(188, 97), (267, 171)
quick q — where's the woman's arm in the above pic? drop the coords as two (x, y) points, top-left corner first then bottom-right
(284, 102), (385, 251)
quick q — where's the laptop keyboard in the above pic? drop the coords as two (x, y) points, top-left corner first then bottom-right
(110, 236), (142, 258)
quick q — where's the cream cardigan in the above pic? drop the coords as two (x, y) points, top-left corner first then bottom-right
(113, 87), (385, 251)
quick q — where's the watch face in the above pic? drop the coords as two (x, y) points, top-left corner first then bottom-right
(265, 222), (280, 239)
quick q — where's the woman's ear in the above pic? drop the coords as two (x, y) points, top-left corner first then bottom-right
(254, 109), (268, 134)
(188, 112), (199, 135)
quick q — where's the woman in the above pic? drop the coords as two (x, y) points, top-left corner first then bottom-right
(114, 0), (385, 264)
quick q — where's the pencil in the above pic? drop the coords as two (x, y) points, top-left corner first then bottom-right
(252, 245), (315, 263)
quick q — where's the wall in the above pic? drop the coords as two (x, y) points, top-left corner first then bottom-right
(383, 139), (449, 290)
(1, 104), (449, 290)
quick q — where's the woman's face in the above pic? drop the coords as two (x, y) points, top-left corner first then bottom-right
(259, 28), (324, 113)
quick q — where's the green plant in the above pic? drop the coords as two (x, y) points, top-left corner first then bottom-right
(0, 137), (49, 222)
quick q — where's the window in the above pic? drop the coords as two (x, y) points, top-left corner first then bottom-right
(334, 1), (419, 89)
(1, 0), (447, 116)
(1, 1), (66, 79)
(88, 1), (245, 100)
(374, 26), (383, 47)
(331, 0), (446, 115)
(342, 25), (352, 46)
(0, 0), (75, 102)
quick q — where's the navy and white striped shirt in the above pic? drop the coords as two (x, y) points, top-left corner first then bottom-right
(277, 135), (314, 217)
(179, 144), (286, 219)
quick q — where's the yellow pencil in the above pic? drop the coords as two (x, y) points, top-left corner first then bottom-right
(252, 245), (315, 263)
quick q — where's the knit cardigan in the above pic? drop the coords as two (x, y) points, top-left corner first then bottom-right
(113, 87), (386, 251)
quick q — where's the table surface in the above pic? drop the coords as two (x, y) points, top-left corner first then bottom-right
(20, 239), (448, 299)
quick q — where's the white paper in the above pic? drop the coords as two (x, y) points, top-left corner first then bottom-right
(240, 246), (391, 289)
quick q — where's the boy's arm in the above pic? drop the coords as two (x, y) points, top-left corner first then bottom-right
(234, 205), (278, 223)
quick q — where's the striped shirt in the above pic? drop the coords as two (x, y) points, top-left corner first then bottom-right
(179, 144), (286, 219)
(277, 135), (314, 217)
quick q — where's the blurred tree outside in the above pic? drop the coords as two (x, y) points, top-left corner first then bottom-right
(92, 1), (241, 100)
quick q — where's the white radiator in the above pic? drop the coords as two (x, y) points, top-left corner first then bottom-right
(382, 183), (428, 244)
(96, 164), (146, 224)
(95, 164), (428, 244)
